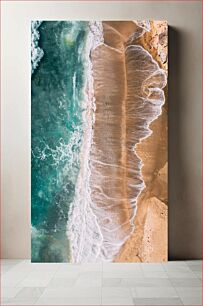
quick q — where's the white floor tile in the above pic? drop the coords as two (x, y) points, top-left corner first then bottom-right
(175, 287), (202, 298)
(102, 297), (134, 305)
(2, 271), (31, 287)
(103, 263), (142, 272)
(170, 278), (202, 287)
(189, 264), (202, 272)
(2, 287), (22, 299)
(193, 271), (202, 279)
(163, 265), (192, 272)
(133, 297), (183, 305)
(186, 260), (202, 266)
(103, 270), (144, 278)
(72, 271), (102, 287)
(102, 287), (132, 298)
(123, 277), (172, 287)
(35, 297), (101, 305)
(75, 276), (102, 287)
(56, 263), (81, 272)
(54, 266), (80, 278)
(1, 265), (15, 274)
(141, 263), (165, 272)
(102, 278), (123, 287)
(41, 287), (101, 298)
(1, 259), (202, 306)
(3, 296), (39, 305)
(30, 263), (60, 272)
(133, 286), (178, 298)
(166, 271), (197, 278)
(143, 271), (169, 278)
(79, 271), (102, 278)
(180, 296), (202, 305)
(1, 259), (24, 265)
(47, 277), (76, 288)
(80, 263), (102, 272)
(15, 287), (44, 298)
(163, 261), (187, 266)
(17, 271), (55, 287)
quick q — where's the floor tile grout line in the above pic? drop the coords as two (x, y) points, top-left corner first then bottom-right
(2, 260), (34, 305)
(178, 294), (202, 306)
(1, 260), (202, 306)
(162, 263), (201, 276)
(165, 273), (184, 305)
(3, 260), (35, 290)
(33, 263), (61, 305)
(164, 267), (202, 304)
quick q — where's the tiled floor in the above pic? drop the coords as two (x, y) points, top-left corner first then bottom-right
(1, 260), (202, 305)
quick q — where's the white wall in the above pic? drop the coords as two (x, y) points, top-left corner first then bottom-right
(1, 1), (202, 259)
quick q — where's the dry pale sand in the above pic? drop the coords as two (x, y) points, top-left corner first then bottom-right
(90, 21), (168, 261)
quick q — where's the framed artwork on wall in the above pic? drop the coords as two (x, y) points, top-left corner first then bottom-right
(31, 20), (168, 263)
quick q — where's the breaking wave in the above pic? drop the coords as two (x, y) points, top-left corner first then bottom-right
(31, 21), (44, 74)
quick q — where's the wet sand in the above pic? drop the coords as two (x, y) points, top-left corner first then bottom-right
(90, 21), (168, 262)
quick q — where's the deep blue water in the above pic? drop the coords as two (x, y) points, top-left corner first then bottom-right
(31, 21), (88, 262)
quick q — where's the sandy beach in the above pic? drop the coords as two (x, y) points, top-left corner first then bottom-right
(90, 21), (168, 262)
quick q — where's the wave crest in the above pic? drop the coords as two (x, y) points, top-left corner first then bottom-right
(31, 21), (44, 74)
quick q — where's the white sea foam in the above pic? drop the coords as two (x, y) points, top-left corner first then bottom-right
(86, 41), (166, 261)
(66, 22), (167, 263)
(31, 21), (44, 74)
(66, 22), (104, 263)
(124, 44), (167, 231)
(128, 20), (151, 44)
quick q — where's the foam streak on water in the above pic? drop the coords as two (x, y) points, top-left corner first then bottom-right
(66, 22), (104, 263)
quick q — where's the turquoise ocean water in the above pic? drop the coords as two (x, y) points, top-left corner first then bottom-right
(31, 21), (88, 262)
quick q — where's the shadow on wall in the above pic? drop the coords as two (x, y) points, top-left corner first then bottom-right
(168, 26), (202, 260)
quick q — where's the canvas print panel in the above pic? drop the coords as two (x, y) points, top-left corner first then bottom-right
(31, 21), (168, 263)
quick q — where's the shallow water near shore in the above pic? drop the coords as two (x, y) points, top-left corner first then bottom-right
(31, 21), (89, 262)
